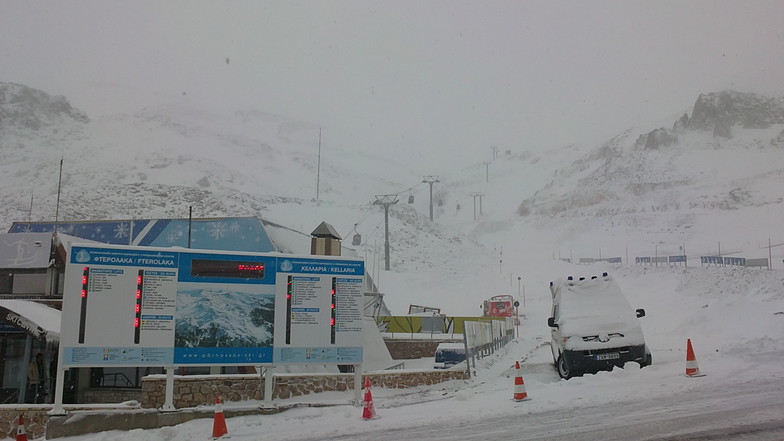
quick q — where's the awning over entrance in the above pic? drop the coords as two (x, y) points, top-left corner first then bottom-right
(0, 300), (60, 342)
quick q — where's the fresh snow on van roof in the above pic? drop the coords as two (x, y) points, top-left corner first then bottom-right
(554, 274), (643, 336)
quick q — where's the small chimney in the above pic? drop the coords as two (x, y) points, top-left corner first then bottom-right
(310, 222), (342, 256)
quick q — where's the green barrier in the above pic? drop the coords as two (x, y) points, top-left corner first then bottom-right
(375, 316), (506, 334)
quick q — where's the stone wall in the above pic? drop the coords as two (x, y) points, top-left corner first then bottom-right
(0, 409), (48, 440)
(142, 369), (469, 409)
(83, 388), (142, 404)
(0, 370), (468, 438)
(0, 406), (119, 440)
(383, 339), (462, 359)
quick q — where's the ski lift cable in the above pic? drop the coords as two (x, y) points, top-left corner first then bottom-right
(389, 181), (426, 198)
(360, 218), (386, 244)
(347, 178), (432, 241)
(345, 202), (376, 239)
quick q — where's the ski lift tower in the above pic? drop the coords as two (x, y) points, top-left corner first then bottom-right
(422, 175), (439, 221)
(373, 194), (398, 270)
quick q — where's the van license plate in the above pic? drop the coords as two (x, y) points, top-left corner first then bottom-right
(595, 353), (620, 361)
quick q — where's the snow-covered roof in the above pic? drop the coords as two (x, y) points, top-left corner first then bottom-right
(0, 299), (61, 341)
(310, 221), (342, 240)
(10, 217), (276, 253)
(0, 232), (53, 269)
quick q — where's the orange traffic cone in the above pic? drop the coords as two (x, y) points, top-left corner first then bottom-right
(16, 415), (28, 441)
(212, 395), (228, 438)
(513, 361), (530, 402)
(361, 377), (377, 420)
(685, 339), (705, 377)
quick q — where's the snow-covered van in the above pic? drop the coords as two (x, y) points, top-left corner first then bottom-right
(547, 273), (651, 379)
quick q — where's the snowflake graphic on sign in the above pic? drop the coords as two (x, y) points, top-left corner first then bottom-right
(114, 222), (130, 239)
(166, 229), (184, 243)
(229, 222), (240, 233)
(209, 222), (228, 239)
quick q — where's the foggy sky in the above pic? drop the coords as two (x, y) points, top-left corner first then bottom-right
(2, 0), (783, 171)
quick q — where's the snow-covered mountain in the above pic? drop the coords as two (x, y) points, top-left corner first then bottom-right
(511, 91), (784, 257)
(1, 82), (783, 316)
(175, 288), (274, 348)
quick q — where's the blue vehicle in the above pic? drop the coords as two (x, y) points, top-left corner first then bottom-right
(434, 343), (466, 369)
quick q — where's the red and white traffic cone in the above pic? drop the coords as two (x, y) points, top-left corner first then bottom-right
(361, 377), (377, 420)
(685, 339), (706, 377)
(212, 395), (228, 438)
(513, 361), (530, 402)
(16, 415), (28, 441)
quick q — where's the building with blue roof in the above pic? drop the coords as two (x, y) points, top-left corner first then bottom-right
(9, 217), (277, 253)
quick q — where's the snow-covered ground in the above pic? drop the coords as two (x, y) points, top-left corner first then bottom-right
(48, 256), (784, 440)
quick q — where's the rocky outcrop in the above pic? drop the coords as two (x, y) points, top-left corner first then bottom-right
(687, 90), (784, 131)
(635, 127), (678, 149)
(0, 82), (88, 131)
(673, 113), (689, 132)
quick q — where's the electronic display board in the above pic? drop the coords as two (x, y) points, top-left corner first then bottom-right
(60, 244), (365, 368)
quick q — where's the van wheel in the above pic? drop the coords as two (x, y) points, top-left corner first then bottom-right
(640, 352), (652, 368)
(557, 353), (572, 380)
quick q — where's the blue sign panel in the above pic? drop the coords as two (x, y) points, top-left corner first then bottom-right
(277, 257), (365, 276)
(669, 255), (687, 263)
(60, 244), (365, 368)
(71, 246), (178, 268)
(636, 257), (651, 264)
(12, 217), (276, 253)
(724, 257), (746, 266)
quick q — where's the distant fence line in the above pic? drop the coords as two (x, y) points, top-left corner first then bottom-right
(578, 257), (623, 264)
(564, 255), (771, 269)
(462, 318), (515, 378)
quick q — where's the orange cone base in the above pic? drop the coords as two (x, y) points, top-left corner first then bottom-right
(16, 415), (28, 441)
(685, 339), (705, 378)
(362, 380), (377, 420)
(212, 396), (228, 438)
(362, 405), (377, 420)
(362, 392), (377, 420)
(212, 413), (228, 438)
(512, 361), (530, 402)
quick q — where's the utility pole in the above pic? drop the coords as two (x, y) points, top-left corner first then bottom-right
(762, 239), (784, 270)
(422, 175), (439, 221)
(316, 128), (322, 201)
(374, 195), (398, 270)
(54, 157), (64, 227)
(483, 162), (490, 183)
(491, 145), (499, 160)
(470, 192), (483, 221)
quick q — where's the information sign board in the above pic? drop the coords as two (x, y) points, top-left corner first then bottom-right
(60, 244), (364, 367)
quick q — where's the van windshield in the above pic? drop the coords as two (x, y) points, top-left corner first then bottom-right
(558, 278), (640, 333)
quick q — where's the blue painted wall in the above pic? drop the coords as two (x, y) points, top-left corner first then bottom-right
(9, 217), (276, 253)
